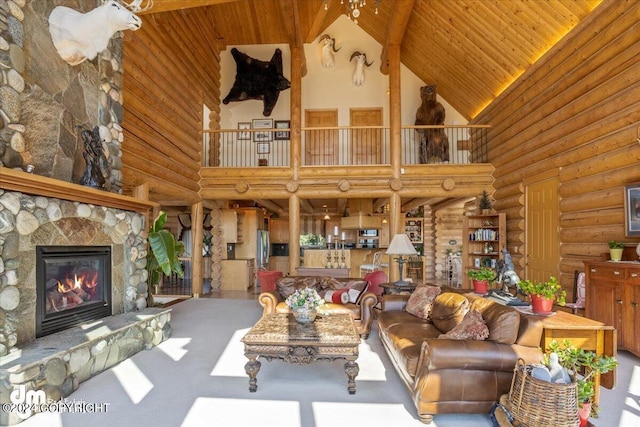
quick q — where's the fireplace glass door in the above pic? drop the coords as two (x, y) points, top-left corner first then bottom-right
(36, 246), (112, 337)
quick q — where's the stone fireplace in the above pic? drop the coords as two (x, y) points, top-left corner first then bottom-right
(36, 245), (113, 338)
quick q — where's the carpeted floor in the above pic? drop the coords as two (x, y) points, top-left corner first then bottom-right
(18, 299), (639, 427)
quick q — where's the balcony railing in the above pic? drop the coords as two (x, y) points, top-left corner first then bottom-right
(204, 125), (489, 168)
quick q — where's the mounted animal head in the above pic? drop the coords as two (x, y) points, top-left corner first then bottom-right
(319, 34), (340, 69)
(48, 0), (149, 66)
(350, 51), (373, 86)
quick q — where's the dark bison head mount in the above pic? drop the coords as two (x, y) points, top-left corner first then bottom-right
(222, 48), (291, 117)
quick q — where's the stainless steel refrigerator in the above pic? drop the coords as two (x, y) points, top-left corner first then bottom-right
(256, 229), (270, 269)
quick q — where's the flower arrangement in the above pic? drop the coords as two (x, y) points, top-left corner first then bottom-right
(285, 287), (325, 311)
(518, 276), (566, 305)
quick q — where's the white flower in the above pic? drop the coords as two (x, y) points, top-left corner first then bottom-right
(285, 287), (324, 310)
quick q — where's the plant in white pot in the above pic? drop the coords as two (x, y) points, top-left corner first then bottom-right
(607, 240), (625, 261)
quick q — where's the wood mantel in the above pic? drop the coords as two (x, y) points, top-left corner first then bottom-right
(0, 167), (157, 217)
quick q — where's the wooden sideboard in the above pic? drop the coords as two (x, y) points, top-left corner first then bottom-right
(584, 260), (640, 358)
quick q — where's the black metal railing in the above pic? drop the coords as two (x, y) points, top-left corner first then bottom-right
(204, 125), (488, 167)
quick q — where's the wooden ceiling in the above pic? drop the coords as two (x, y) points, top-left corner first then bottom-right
(142, 0), (602, 120)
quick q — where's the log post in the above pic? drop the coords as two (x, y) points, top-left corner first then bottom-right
(191, 202), (204, 298)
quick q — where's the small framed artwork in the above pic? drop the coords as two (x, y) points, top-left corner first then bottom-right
(237, 122), (251, 140)
(252, 119), (273, 142)
(274, 120), (290, 140)
(624, 182), (640, 237)
(257, 142), (270, 154)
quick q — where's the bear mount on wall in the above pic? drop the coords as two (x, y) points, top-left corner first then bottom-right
(414, 85), (449, 163)
(222, 48), (291, 117)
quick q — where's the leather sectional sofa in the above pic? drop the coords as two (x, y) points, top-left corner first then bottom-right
(378, 290), (544, 424)
(258, 274), (381, 338)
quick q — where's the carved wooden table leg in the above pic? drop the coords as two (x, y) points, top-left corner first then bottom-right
(244, 357), (261, 392)
(344, 360), (359, 394)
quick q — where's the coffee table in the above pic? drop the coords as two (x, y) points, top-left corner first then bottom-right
(241, 313), (360, 394)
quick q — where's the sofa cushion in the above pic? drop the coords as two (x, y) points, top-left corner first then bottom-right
(384, 322), (442, 378)
(430, 292), (470, 333)
(469, 295), (521, 345)
(275, 301), (360, 318)
(324, 289), (349, 304)
(438, 309), (489, 340)
(346, 280), (369, 304)
(405, 285), (442, 319)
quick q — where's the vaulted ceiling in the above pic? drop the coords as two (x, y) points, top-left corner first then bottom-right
(142, 0), (602, 120)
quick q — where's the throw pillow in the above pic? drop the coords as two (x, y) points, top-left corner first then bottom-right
(346, 280), (369, 304)
(324, 289), (349, 304)
(438, 309), (489, 340)
(405, 285), (442, 319)
(430, 292), (470, 333)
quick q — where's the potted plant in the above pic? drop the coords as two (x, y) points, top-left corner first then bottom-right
(478, 190), (493, 214)
(147, 211), (185, 305)
(607, 240), (625, 262)
(518, 276), (566, 313)
(545, 339), (618, 423)
(285, 287), (325, 323)
(467, 267), (495, 294)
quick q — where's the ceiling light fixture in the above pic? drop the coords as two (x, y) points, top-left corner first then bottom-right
(324, 0), (381, 25)
(323, 205), (330, 220)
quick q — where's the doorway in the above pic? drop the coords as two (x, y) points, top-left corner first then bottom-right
(304, 109), (338, 165)
(525, 170), (560, 282)
(350, 107), (383, 165)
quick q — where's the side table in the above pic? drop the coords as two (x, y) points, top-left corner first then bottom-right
(379, 282), (417, 295)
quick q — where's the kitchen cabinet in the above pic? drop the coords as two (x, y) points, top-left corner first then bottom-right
(268, 256), (290, 276)
(235, 208), (263, 260)
(221, 259), (255, 290)
(221, 209), (244, 243)
(461, 213), (506, 288)
(585, 260), (640, 357)
(270, 219), (289, 243)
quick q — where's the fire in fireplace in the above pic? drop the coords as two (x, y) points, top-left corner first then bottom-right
(36, 246), (112, 337)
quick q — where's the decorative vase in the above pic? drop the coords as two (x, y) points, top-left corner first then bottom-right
(292, 308), (317, 324)
(609, 248), (623, 262)
(530, 294), (554, 313)
(472, 279), (489, 295)
(578, 402), (592, 427)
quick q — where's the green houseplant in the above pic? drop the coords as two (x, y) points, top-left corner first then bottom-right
(545, 339), (618, 419)
(518, 276), (566, 313)
(607, 240), (625, 261)
(147, 211), (185, 303)
(467, 267), (495, 294)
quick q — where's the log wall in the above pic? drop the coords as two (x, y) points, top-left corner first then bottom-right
(472, 0), (640, 293)
(122, 9), (221, 202)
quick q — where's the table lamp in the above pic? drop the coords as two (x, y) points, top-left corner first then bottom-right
(386, 234), (418, 286)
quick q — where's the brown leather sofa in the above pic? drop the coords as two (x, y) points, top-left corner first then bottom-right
(378, 291), (544, 424)
(258, 275), (377, 339)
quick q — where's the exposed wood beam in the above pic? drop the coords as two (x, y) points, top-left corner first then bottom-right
(373, 197), (389, 213)
(305, 0), (330, 43)
(279, 0), (307, 77)
(402, 197), (430, 212)
(137, 0), (238, 15)
(255, 199), (287, 217)
(300, 198), (315, 215)
(337, 198), (348, 216)
(380, 0), (415, 75)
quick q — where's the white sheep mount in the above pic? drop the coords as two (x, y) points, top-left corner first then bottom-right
(319, 34), (340, 69)
(48, 0), (150, 66)
(350, 51), (373, 86)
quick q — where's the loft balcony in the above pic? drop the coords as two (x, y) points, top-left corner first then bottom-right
(204, 125), (489, 168)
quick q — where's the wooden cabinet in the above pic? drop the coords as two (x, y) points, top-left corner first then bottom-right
(404, 219), (423, 243)
(221, 209), (239, 243)
(221, 259), (255, 290)
(585, 260), (640, 357)
(268, 256), (289, 275)
(270, 219), (289, 243)
(235, 208), (262, 260)
(462, 213), (506, 288)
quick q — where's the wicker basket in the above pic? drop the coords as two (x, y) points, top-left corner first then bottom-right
(506, 358), (580, 427)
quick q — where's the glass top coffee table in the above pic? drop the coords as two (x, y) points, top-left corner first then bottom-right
(241, 313), (360, 394)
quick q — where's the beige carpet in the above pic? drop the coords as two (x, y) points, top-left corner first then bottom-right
(18, 298), (639, 427)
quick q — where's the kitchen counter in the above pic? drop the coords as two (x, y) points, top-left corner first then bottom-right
(302, 248), (389, 278)
(221, 259), (255, 290)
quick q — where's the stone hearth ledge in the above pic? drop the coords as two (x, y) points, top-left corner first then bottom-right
(0, 308), (171, 426)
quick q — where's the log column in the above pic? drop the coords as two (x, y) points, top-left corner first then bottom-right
(191, 202), (204, 297)
(289, 194), (301, 274)
(388, 43), (403, 282)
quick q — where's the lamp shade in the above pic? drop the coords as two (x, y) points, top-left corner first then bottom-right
(386, 234), (418, 256)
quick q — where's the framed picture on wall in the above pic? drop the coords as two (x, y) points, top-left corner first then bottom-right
(252, 119), (273, 142)
(624, 182), (640, 237)
(257, 142), (270, 154)
(237, 122), (251, 140)
(274, 120), (290, 140)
